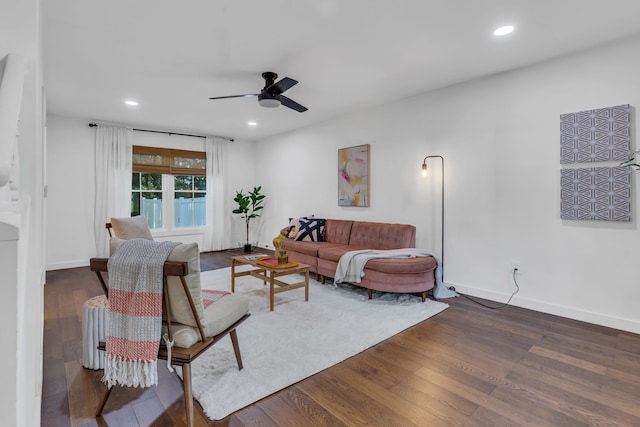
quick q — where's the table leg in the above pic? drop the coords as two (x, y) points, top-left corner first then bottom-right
(305, 269), (309, 302)
(269, 271), (275, 311)
(231, 258), (236, 292)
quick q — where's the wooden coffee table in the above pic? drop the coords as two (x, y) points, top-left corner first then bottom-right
(231, 255), (310, 311)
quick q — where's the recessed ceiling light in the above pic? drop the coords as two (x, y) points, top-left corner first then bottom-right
(494, 25), (515, 36)
(247, 122), (257, 126)
(124, 100), (139, 106)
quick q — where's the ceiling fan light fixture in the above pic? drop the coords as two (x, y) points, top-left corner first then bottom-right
(258, 97), (281, 108)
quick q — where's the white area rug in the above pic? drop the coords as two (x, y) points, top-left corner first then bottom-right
(187, 266), (448, 420)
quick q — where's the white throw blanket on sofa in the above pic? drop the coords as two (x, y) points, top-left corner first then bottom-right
(334, 248), (457, 299)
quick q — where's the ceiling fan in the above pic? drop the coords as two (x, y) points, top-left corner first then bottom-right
(208, 71), (308, 112)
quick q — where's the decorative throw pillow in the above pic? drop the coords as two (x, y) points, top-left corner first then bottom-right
(286, 216), (318, 240)
(287, 218), (301, 239)
(295, 218), (326, 242)
(110, 216), (153, 240)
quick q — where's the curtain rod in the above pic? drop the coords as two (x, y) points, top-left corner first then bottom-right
(88, 123), (234, 142)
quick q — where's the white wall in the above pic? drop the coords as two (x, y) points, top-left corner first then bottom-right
(46, 115), (257, 269)
(0, 0), (45, 425)
(256, 35), (640, 334)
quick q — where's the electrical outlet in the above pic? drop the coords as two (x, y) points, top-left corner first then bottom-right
(511, 260), (521, 274)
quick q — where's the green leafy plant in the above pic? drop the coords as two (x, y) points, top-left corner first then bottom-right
(232, 186), (266, 250)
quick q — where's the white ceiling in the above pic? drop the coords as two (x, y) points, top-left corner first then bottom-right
(43, 0), (640, 141)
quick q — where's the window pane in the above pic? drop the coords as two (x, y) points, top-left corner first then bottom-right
(142, 191), (162, 199)
(175, 192), (192, 200)
(174, 156), (205, 170)
(133, 153), (164, 166)
(194, 194), (206, 226)
(174, 192), (206, 227)
(131, 193), (141, 216)
(194, 176), (206, 191)
(141, 192), (163, 229)
(174, 196), (191, 227)
(132, 172), (140, 190)
(174, 175), (193, 191)
(141, 173), (162, 190)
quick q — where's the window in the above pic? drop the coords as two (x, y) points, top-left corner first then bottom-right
(174, 175), (206, 227)
(131, 172), (164, 228)
(131, 146), (207, 231)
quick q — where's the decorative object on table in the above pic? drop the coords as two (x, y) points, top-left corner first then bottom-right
(560, 104), (630, 164)
(232, 186), (266, 252)
(255, 256), (299, 269)
(560, 166), (631, 221)
(338, 144), (370, 207)
(272, 230), (289, 264)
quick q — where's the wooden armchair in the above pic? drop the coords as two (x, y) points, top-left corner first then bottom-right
(90, 226), (250, 426)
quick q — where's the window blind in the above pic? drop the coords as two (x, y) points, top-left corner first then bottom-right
(132, 146), (206, 176)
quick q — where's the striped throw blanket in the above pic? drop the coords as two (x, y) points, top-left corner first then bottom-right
(104, 238), (179, 388)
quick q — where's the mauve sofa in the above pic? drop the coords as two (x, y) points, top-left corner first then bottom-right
(280, 219), (437, 301)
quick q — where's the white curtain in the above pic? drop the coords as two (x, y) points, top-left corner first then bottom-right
(94, 125), (133, 256)
(203, 136), (229, 251)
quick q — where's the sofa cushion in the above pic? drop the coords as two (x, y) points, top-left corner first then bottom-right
(317, 244), (366, 262)
(349, 221), (415, 249)
(364, 256), (437, 274)
(323, 219), (354, 245)
(281, 239), (322, 256)
(110, 215), (153, 240)
(166, 242), (206, 327)
(165, 293), (249, 348)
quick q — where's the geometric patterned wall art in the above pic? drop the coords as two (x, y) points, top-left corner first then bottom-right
(560, 166), (631, 221)
(560, 104), (631, 164)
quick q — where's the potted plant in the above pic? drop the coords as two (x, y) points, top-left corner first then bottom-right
(232, 186), (266, 252)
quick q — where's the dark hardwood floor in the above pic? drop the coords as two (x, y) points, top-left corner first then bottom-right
(42, 249), (640, 426)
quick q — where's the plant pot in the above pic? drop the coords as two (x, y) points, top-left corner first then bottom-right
(278, 253), (288, 265)
(243, 243), (252, 253)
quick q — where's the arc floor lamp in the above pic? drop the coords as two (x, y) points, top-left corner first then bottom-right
(421, 156), (444, 278)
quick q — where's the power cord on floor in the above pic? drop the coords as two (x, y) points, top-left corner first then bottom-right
(455, 267), (520, 309)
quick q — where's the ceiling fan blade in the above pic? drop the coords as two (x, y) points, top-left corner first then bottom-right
(280, 95), (308, 112)
(208, 94), (258, 100)
(267, 77), (298, 95)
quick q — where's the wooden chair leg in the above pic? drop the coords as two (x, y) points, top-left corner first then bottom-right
(182, 363), (194, 427)
(96, 386), (113, 416)
(368, 289), (373, 300)
(421, 291), (426, 302)
(229, 329), (244, 370)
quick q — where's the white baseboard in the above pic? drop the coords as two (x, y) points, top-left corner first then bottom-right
(447, 281), (640, 335)
(46, 259), (89, 271)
